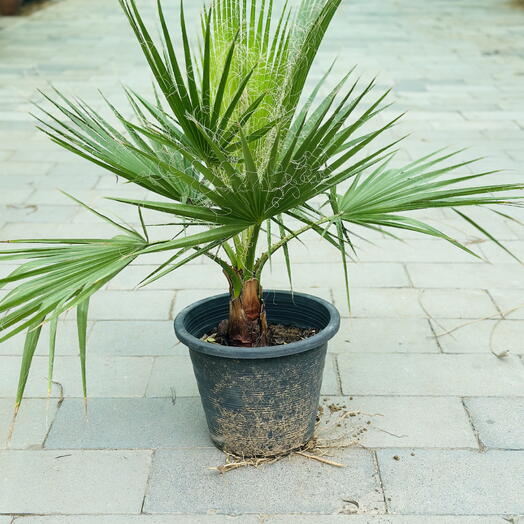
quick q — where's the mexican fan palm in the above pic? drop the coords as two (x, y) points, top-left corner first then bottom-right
(1, 0), (523, 409)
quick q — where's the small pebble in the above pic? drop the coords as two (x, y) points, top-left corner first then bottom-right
(393, 455), (400, 461)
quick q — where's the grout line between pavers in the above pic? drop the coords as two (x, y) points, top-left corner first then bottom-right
(140, 449), (156, 514)
(40, 396), (63, 450)
(426, 318), (444, 354)
(143, 356), (157, 399)
(461, 397), (487, 453)
(331, 353), (343, 395)
(372, 449), (389, 514)
(402, 263), (415, 288)
(485, 288), (504, 318)
(167, 291), (177, 321)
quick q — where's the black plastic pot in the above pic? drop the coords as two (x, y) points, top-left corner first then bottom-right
(174, 290), (340, 457)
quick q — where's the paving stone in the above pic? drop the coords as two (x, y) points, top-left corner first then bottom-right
(0, 188), (33, 204)
(107, 264), (224, 290)
(88, 320), (177, 356)
(145, 355), (200, 397)
(15, 516), (257, 523)
(320, 396), (477, 448)
(330, 318), (439, 353)
(431, 319), (524, 355)
(0, 320), (94, 356)
(144, 447), (384, 514)
(1, 204), (77, 223)
(265, 517), (507, 523)
(0, 356), (153, 398)
(0, 450), (151, 514)
(0, 161), (52, 176)
(332, 288), (424, 318)
(407, 263), (524, 289)
(338, 354), (524, 396)
(0, 221), (117, 240)
(464, 397), (524, 450)
(89, 290), (174, 320)
(354, 239), (484, 263)
(480, 240), (524, 263)
(377, 449), (524, 515)
(489, 289), (524, 319)
(418, 289), (498, 319)
(0, 399), (58, 450)
(45, 397), (211, 449)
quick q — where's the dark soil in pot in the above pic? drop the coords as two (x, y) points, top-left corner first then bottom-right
(174, 290), (340, 457)
(202, 322), (317, 346)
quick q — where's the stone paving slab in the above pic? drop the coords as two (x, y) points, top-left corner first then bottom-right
(376, 449), (524, 515)
(332, 288), (425, 318)
(12, 517), (258, 524)
(407, 263), (524, 289)
(45, 397), (211, 449)
(489, 289), (524, 319)
(353, 239), (486, 263)
(0, 399), (58, 450)
(431, 319), (524, 355)
(88, 320), (177, 356)
(417, 289), (499, 320)
(0, 356), (153, 398)
(480, 240), (524, 264)
(88, 290), (174, 320)
(337, 354), (524, 396)
(319, 396), (477, 449)
(333, 288), (501, 320)
(264, 517), (509, 523)
(144, 355), (200, 397)
(330, 318), (439, 353)
(0, 320), (94, 357)
(0, 450), (151, 514)
(464, 397), (524, 450)
(144, 447), (384, 514)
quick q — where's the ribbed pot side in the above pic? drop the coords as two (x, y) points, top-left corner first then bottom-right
(174, 290), (340, 457)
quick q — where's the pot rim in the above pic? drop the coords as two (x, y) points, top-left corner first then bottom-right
(174, 289), (340, 359)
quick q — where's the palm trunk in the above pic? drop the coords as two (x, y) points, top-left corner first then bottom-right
(226, 278), (268, 347)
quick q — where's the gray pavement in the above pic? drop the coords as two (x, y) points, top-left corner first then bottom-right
(0, 0), (524, 521)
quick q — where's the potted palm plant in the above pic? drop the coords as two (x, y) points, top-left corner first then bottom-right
(1, 0), (522, 457)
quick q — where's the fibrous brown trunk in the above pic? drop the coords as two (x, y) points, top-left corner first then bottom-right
(225, 278), (268, 347)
